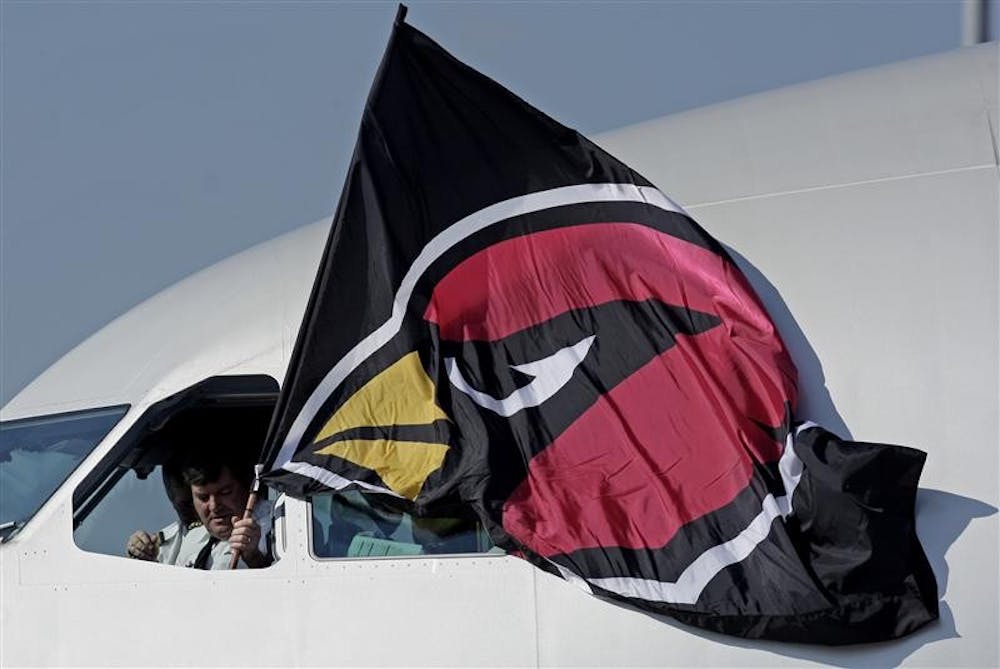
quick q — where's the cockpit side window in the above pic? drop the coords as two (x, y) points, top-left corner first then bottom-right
(75, 464), (179, 554)
(0, 405), (128, 541)
(310, 491), (498, 558)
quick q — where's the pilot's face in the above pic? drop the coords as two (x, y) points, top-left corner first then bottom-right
(190, 467), (248, 540)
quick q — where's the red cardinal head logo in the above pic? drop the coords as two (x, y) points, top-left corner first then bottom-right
(303, 189), (797, 593)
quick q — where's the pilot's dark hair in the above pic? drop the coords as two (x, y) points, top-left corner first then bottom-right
(162, 458), (198, 525)
(181, 448), (252, 489)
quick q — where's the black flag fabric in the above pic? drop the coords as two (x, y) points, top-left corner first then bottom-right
(262, 10), (937, 644)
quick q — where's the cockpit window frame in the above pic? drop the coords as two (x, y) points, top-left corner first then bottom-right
(71, 375), (280, 531)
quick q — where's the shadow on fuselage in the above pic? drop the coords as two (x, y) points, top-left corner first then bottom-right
(725, 245), (852, 439)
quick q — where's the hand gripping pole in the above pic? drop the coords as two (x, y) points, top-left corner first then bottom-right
(228, 464), (264, 569)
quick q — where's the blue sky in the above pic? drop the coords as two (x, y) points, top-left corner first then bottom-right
(1, 1), (994, 406)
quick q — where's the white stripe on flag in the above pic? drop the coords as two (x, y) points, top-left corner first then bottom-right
(584, 422), (817, 605)
(281, 460), (404, 498)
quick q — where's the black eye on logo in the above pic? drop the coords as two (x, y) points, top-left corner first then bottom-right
(445, 335), (596, 417)
(435, 299), (721, 429)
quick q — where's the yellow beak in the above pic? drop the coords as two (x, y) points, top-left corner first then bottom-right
(312, 351), (450, 500)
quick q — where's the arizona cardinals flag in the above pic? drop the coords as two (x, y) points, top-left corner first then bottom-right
(262, 7), (937, 643)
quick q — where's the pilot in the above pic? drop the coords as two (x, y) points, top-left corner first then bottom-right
(126, 452), (273, 569)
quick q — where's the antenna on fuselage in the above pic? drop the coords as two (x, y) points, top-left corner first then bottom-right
(961, 0), (992, 45)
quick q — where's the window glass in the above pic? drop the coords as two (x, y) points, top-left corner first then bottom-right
(1, 406), (128, 538)
(311, 490), (496, 558)
(74, 465), (178, 556)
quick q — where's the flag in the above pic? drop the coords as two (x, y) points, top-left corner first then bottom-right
(262, 7), (938, 643)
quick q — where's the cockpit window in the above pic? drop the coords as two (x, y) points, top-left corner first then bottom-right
(310, 490), (497, 558)
(0, 406), (128, 539)
(71, 376), (280, 570)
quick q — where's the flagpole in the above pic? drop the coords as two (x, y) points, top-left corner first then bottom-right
(228, 464), (264, 569)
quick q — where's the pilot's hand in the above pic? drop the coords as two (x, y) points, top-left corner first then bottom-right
(126, 530), (159, 561)
(229, 516), (268, 568)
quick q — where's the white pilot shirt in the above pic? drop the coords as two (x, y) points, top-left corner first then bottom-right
(156, 499), (274, 570)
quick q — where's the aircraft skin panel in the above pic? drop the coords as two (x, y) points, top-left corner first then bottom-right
(2, 45), (998, 666)
(687, 166), (998, 460)
(4, 496), (538, 667)
(595, 43), (997, 210)
(533, 568), (833, 668)
(969, 43), (999, 153)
